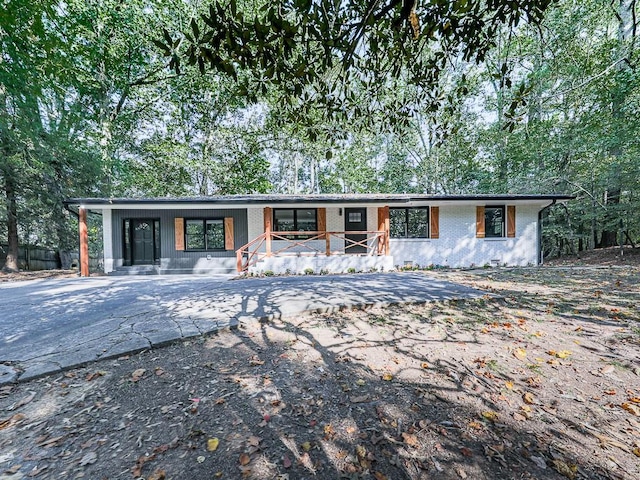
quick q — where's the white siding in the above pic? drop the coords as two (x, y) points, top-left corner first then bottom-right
(102, 208), (114, 273)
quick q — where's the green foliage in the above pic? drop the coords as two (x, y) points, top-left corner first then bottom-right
(161, 0), (555, 131)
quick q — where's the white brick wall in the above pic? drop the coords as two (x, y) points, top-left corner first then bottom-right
(246, 204), (539, 270)
(390, 205), (538, 268)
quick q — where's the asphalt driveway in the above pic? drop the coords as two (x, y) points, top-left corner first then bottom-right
(0, 272), (487, 384)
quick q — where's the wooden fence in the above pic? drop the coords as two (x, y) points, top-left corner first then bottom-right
(0, 245), (102, 272)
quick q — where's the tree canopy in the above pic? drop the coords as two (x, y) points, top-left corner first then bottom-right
(158, 0), (556, 132)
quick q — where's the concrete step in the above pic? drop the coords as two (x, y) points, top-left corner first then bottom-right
(110, 266), (159, 276)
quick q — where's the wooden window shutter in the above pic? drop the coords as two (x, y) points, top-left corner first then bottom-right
(476, 206), (485, 238)
(430, 206), (439, 239)
(317, 208), (326, 238)
(224, 217), (234, 250)
(507, 205), (516, 238)
(175, 218), (185, 251)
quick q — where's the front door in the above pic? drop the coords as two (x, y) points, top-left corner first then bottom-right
(344, 208), (367, 254)
(132, 219), (155, 265)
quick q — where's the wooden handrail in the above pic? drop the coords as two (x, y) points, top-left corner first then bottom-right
(235, 230), (387, 272)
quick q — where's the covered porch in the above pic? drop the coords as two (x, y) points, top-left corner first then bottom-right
(236, 206), (396, 274)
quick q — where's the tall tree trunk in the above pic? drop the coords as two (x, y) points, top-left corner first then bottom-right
(2, 173), (19, 272)
(599, 0), (634, 248)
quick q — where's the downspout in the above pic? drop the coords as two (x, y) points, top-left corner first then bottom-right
(538, 199), (556, 265)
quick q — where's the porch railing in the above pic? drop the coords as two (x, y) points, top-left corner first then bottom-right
(236, 230), (388, 272)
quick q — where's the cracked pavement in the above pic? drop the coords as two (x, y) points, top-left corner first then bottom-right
(0, 272), (488, 384)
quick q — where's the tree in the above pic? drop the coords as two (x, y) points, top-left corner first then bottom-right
(158, 0), (556, 131)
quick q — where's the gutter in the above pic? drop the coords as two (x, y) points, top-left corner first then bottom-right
(538, 199), (557, 265)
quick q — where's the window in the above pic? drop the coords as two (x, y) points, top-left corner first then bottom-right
(185, 219), (224, 250)
(348, 211), (362, 223)
(485, 206), (505, 238)
(273, 209), (317, 238)
(390, 208), (429, 238)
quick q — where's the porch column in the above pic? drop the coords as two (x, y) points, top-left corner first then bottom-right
(378, 206), (390, 255)
(79, 207), (89, 277)
(264, 207), (272, 257)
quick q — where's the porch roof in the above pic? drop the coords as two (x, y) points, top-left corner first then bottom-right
(65, 193), (574, 210)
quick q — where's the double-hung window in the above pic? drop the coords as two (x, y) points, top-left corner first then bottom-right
(273, 209), (317, 238)
(484, 206), (505, 238)
(185, 219), (225, 251)
(390, 208), (429, 238)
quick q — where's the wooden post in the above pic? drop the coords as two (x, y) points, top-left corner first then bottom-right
(236, 250), (243, 273)
(79, 207), (89, 277)
(264, 207), (272, 257)
(378, 206), (390, 255)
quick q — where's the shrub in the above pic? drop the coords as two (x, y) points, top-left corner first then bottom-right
(304, 268), (314, 275)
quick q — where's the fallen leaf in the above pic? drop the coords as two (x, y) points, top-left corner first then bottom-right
(601, 365), (615, 374)
(283, 455), (292, 468)
(633, 448), (640, 458)
(350, 395), (370, 403)
(207, 438), (219, 452)
(513, 412), (527, 421)
(382, 373), (393, 381)
(401, 432), (419, 446)
(460, 447), (473, 457)
(8, 391), (36, 411)
(301, 441), (311, 452)
(85, 371), (105, 381)
(79, 451), (97, 466)
(513, 348), (527, 361)
(505, 381), (514, 390)
(249, 357), (264, 366)
(131, 454), (156, 476)
(604, 389), (616, 396)
(621, 403), (640, 416)
(148, 469), (166, 480)
(481, 411), (498, 421)
(196, 456), (205, 464)
(530, 455), (547, 469)
(239, 453), (251, 466)
(131, 368), (146, 382)
(420, 362), (429, 369)
(5, 464), (21, 474)
(373, 472), (388, 480)
(356, 379), (366, 386)
(0, 413), (26, 430)
(523, 392), (536, 404)
(552, 459), (577, 479)
(324, 424), (336, 439)
(247, 436), (261, 447)
(155, 368), (165, 376)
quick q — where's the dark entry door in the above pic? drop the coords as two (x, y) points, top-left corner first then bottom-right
(344, 208), (367, 254)
(132, 219), (155, 265)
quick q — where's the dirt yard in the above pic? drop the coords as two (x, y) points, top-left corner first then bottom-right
(1, 266), (639, 479)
